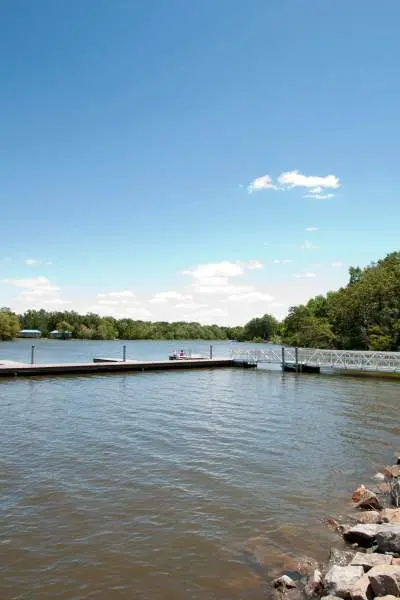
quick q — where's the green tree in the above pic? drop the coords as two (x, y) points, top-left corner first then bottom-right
(0, 310), (20, 341)
(242, 313), (279, 342)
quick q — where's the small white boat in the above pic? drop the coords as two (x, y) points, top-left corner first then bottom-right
(169, 349), (208, 360)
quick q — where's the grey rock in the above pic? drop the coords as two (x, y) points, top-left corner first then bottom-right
(329, 547), (356, 567)
(376, 524), (400, 554)
(324, 565), (364, 599)
(273, 574), (297, 589)
(354, 489), (383, 510)
(349, 572), (373, 600)
(350, 551), (392, 570)
(374, 596), (399, 599)
(304, 568), (322, 597)
(320, 597), (343, 600)
(380, 508), (400, 524)
(368, 564), (400, 597)
(343, 525), (379, 546)
(354, 510), (381, 525)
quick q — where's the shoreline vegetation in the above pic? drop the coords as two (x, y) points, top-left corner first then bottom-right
(1, 251), (400, 349)
(270, 453), (400, 600)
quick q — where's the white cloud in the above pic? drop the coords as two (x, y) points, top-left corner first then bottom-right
(181, 261), (244, 281)
(246, 259), (264, 270)
(305, 226), (319, 232)
(295, 272), (317, 278)
(272, 259), (293, 264)
(97, 299), (121, 306)
(42, 298), (72, 306)
(149, 291), (192, 304)
(331, 261), (345, 268)
(182, 307), (225, 323)
(227, 291), (274, 303)
(175, 302), (208, 309)
(247, 175), (278, 193)
(2, 276), (59, 292)
(24, 259), (52, 266)
(246, 170), (340, 199)
(301, 240), (318, 250)
(97, 290), (136, 299)
(277, 170), (340, 190)
(195, 284), (254, 295)
(88, 304), (152, 319)
(303, 193), (335, 200)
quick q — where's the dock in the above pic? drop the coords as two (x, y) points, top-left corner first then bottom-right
(0, 357), (257, 378)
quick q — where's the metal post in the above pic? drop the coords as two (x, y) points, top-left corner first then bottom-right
(281, 346), (285, 372)
(123, 345), (127, 362)
(209, 344), (213, 359)
(31, 345), (35, 365)
(295, 347), (299, 373)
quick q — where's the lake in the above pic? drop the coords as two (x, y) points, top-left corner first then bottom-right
(1, 339), (399, 599)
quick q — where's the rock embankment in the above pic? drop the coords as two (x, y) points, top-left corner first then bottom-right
(271, 456), (400, 600)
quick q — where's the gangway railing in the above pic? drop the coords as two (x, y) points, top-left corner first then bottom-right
(231, 346), (400, 373)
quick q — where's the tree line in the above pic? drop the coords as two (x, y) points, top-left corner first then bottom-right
(1, 251), (399, 349)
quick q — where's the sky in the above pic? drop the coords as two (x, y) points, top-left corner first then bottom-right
(1, 0), (400, 325)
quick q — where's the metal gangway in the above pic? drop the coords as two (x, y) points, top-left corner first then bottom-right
(231, 346), (400, 373)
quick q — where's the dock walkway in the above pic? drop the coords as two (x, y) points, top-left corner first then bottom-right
(0, 357), (256, 378)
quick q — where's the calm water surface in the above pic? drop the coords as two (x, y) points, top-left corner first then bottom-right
(1, 340), (399, 599)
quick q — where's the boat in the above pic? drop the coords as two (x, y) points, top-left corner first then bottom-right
(169, 349), (208, 361)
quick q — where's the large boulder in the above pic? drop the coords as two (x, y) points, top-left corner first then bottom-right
(353, 511), (381, 525)
(329, 547), (356, 567)
(324, 565), (364, 598)
(384, 465), (400, 478)
(368, 564), (400, 597)
(349, 572), (373, 600)
(354, 488), (383, 510)
(350, 552), (392, 571)
(343, 524), (379, 546)
(273, 574), (297, 589)
(376, 524), (400, 553)
(380, 508), (400, 524)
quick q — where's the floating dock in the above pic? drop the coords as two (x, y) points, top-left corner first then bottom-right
(0, 358), (257, 378)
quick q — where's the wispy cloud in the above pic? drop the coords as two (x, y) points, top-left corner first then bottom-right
(97, 291), (136, 299)
(272, 259), (293, 264)
(305, 226), (319, 232)
(301, 240), (318, 250)
(246, 259), (264, 270)
(247, 175), (278, 193)
(277, 170), (340, 190)
(175, 302), (208, 309)
(181, 261), (244, 282)
(227, 291), (274, 303)
(303, 193), (334, 200)
(294, 272), (317, 278)
(331, 261), (345, 268)
(1, 276), (59, 293)
(25, 258), (52, 266)
(247, 170), (340, 199)
(149, 291), (192, 304)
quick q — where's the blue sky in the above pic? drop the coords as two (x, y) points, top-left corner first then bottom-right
(1, 0), (400, 324)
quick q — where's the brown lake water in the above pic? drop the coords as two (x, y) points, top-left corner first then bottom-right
(1, 340), (399, 599)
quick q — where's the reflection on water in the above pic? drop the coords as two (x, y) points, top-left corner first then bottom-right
(0, 340), (399, 599)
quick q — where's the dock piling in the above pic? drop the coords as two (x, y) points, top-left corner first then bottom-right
(31, 345), (35, 365)
(209, 344), (213, 359)
(123, 345), (127, 362)
(281, 347), (285, 372)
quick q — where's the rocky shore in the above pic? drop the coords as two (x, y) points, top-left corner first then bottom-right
(271, 455), (400, 600)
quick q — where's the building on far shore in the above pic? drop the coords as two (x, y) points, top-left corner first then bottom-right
(49, 330), (72, 340)
(18, 329), (42, 339)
